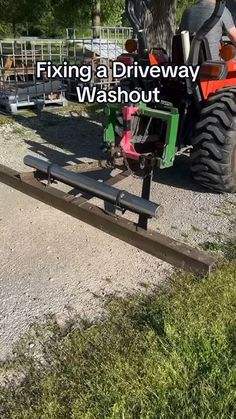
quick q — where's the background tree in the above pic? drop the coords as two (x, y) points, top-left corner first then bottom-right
(92, 0), (101, 38)
(52, 0), (91, 29)
(0, 0), (50, 37)
(132, 0), (176, 53)
(0, 0), (197, 39)
(101, 0), (125, 25)
(0, 0), (24, 37)
(124, 0), (196, 53)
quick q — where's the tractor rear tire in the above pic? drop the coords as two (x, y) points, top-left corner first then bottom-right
(191, 89), (236, 193)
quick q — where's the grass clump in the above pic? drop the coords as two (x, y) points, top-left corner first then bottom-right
(201, 238), (236, 261)
(56, 102), (102, 117)
(0, 115), (13, 126)
(0, 261), (236, 418)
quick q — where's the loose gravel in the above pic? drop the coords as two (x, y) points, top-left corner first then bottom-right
(0, 106), (235, 360)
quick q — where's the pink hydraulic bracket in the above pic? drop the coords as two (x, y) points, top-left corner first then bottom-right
(120, 106), (140, 160)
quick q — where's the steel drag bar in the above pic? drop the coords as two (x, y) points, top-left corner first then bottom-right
(0, 163), (216, 275)
(24, 156), (162, 219)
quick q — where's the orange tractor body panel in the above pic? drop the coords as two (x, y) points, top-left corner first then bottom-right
(200, 60), (236, 99)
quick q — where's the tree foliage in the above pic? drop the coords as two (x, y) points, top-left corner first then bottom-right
(101, 0), (125, 25)
(0, 0), (195, 38)
(177, 0), (195, 22)
(0, 0), (51, 36)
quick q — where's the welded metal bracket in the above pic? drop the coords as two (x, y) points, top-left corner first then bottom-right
(139, 105), (179, 168)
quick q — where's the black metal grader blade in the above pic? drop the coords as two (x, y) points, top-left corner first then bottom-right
(0, 162), (216, 276)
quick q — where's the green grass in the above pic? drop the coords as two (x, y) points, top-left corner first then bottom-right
(201, 238), (236, 261)
(0, 248), (236, 419)
(0, 115), (13, 125)
(12, 126), (25, 135)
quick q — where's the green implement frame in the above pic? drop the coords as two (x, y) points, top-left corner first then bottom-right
(104, 102), (179, 169)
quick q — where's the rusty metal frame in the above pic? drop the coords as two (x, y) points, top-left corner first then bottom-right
(0, 163), (216, 275)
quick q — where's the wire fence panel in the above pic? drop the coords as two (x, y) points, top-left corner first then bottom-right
(0, 27), (133, 112)
(0, 39), (68, 113)
(66, 26), (133, 47)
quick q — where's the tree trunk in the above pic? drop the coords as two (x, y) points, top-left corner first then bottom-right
(12, 21), (16, 38)
(135, 0), (177, 54)
(92, 0), (101, 38)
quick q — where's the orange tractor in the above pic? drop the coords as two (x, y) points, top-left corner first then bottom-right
(103, 0), (236, 194)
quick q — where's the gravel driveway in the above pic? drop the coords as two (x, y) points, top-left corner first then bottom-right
(0, 105), (235, 360)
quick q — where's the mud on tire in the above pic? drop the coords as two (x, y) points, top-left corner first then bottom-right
(191, 89), (236, 193)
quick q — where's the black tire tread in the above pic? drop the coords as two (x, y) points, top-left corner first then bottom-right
(191, 90), (236, 193)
